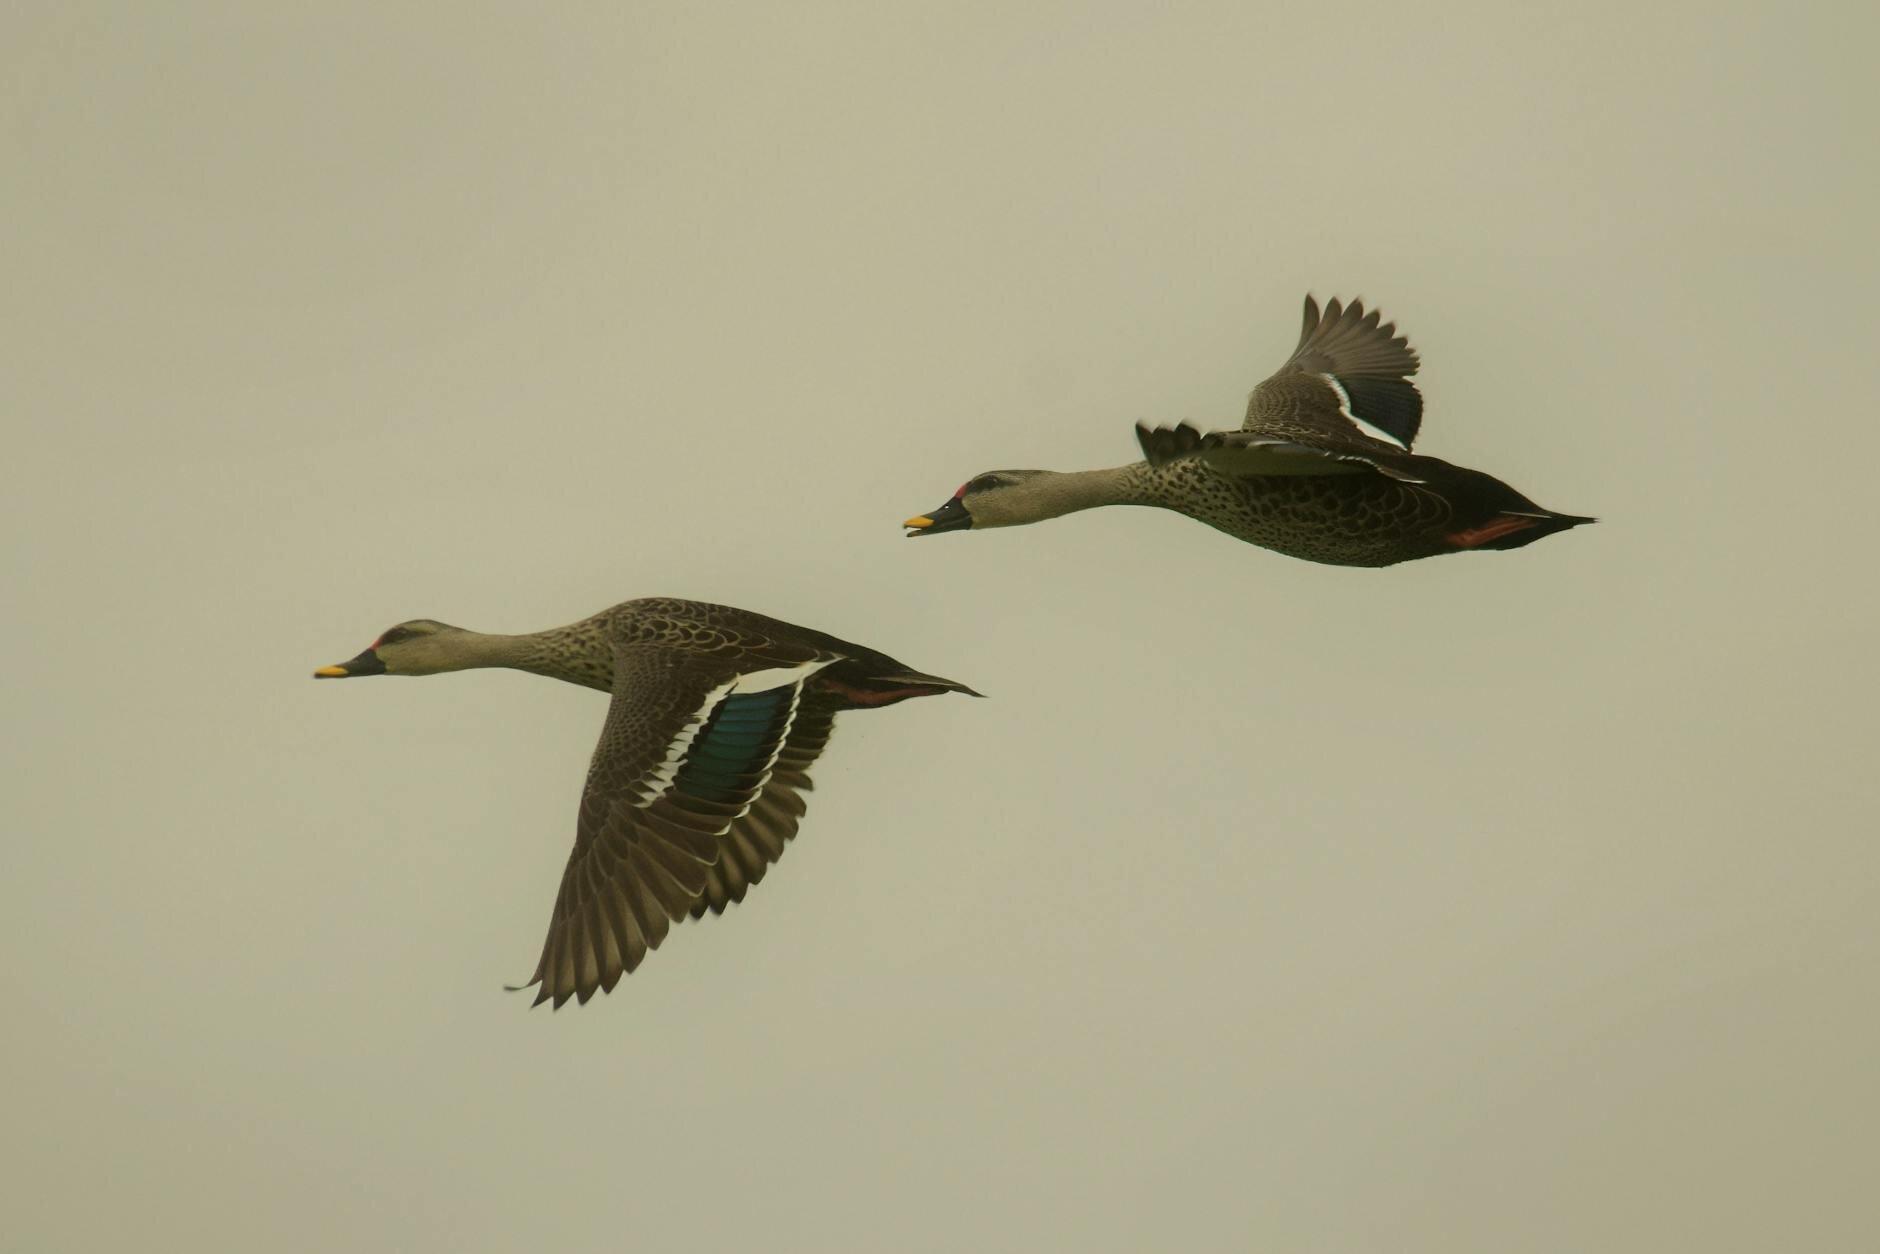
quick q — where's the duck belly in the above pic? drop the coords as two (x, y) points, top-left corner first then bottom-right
(1162, 465), (1452, 567)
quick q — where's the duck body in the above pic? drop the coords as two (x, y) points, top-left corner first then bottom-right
(1112, 445), (1588, 568)
(905, 295), (1592, 567)
(314, 597), (978, 1008)
(480, 597), (971, 704)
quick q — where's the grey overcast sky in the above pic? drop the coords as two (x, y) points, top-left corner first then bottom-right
(4, 3), (1876, 1251)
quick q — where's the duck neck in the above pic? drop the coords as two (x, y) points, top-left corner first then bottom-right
(440, 631), (538, 674)
(510, 626), (617, 693)
(1024, 466), (1145, 521)
(399, 625), (614, 692)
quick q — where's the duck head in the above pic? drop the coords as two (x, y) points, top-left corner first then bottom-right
(313, 619), (468, 678)
(903, 470), (1055, 536)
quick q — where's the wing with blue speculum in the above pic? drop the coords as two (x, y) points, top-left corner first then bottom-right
(516, 645), (833, 1007)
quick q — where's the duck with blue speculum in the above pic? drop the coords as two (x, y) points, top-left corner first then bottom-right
(314, 597), (980, 1008)
(904, 294), (1593, 567)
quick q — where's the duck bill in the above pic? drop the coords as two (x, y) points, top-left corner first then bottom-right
(312, 648), (387, 679)
(903, 496), (972, 537)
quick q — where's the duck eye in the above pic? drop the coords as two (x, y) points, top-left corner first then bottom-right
(377, 626), (411, 647)
(967, 475), (1000, 493)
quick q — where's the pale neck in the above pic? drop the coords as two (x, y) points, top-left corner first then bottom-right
(1025, 466), (1146, 520)
(441, 631), (537, 672)
(427, 630), (612, 692)
(403, 626), (612, 692)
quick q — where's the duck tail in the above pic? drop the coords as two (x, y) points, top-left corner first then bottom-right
(816, 661), (984, 708)
(1465, 510), (1598, 551)
(875, 669), (985, 698)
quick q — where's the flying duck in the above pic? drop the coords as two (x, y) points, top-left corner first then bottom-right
(904, 295), (1592, 566)
(314, 597), (979, 1007)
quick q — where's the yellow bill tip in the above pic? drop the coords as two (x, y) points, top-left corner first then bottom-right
(312, 665), (348, 678)
(903, 515), (934, 529)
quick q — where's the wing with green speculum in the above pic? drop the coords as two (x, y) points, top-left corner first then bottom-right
(514, 643), (836, 1007)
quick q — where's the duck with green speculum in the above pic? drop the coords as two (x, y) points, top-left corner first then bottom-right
(904, 294), (1593, 567)
(314, 597), (980, 1008)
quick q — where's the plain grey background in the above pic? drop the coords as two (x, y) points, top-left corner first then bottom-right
(5, 3), (1875, 1251)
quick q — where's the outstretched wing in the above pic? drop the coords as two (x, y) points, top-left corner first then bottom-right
(1136, 420), (1427, 482)
(688, 696), (839, 918)
(517, 641), (837, 1007)
(1244, 295), (1423, 454)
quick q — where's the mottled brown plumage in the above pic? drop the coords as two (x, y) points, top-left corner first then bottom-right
(905, 295), (1593, 566)
(314, 598), (979, 1008)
